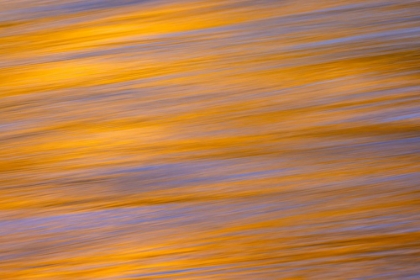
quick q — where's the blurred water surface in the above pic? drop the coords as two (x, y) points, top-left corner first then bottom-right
(1, 0), (420, 279)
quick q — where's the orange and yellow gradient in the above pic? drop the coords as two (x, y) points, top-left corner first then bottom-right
(0, 0), (419, 279)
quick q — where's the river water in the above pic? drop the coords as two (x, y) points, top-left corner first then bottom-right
(0, 0), (419, 279)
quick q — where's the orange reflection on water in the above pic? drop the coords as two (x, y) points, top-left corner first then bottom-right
(0, 0), (419, 279)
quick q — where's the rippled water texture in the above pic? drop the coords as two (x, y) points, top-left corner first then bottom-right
(1, 0), (420, 279)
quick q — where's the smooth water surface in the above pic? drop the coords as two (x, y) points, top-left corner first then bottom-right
(0, 0), (419, 279)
